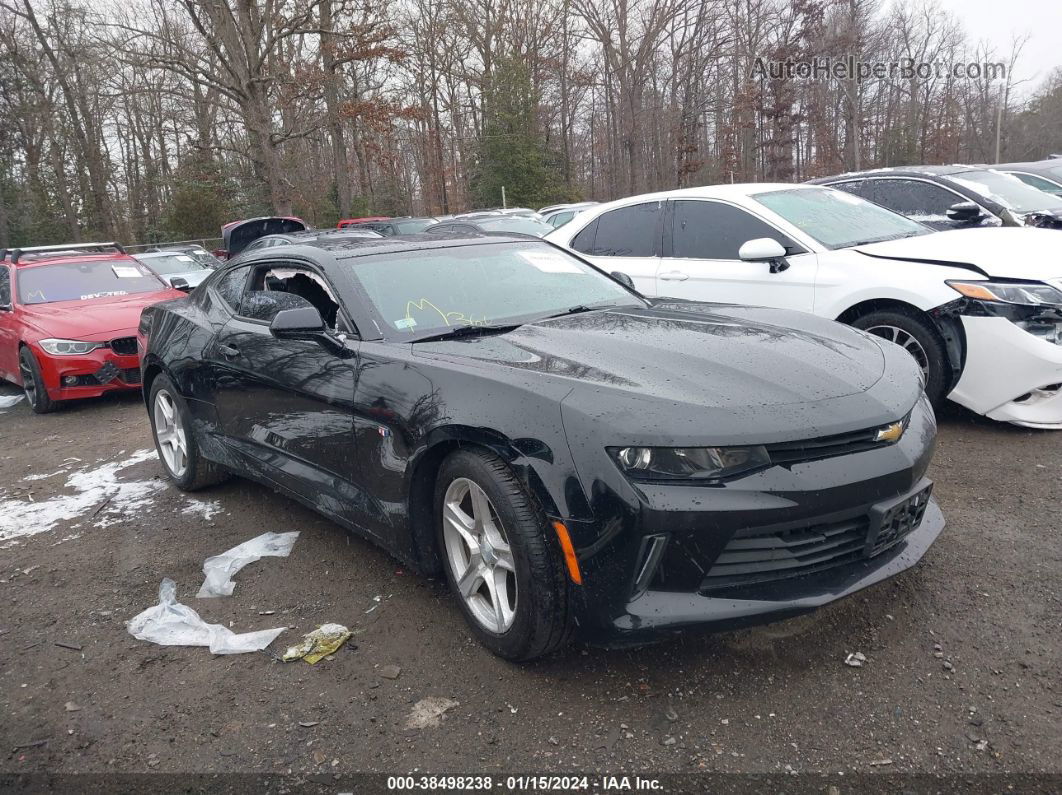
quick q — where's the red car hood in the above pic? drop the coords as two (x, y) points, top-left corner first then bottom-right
(19, 289), (185, 340)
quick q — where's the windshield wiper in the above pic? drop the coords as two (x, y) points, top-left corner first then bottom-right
(542, 302), (625, 320)
(411, 323), (522, 343)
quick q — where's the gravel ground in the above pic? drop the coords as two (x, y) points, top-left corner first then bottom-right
(0, 382), (1060, 784)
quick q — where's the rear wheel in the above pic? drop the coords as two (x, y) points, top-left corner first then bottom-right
(435, 449), (572, 661)
(19, 346), (59, 414)
(851, 309), (950, 407)
(148, 373), (229, 490)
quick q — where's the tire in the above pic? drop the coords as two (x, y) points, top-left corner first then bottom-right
(435, 448), (572, 661)
(148, 373), (229, 491)
(19, 346), (59, 414)
(851, 309), (950, 407)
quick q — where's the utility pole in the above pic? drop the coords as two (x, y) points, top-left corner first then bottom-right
(501, 185), (507, 209)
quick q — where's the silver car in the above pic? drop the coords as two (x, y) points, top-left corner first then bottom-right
(133, 251), (214, 289)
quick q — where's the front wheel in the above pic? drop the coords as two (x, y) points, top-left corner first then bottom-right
(148, 373), (229, 491)
(435, 449), (572, 661)
(19, 346), (59, 414)
(851, 309), (950, 407)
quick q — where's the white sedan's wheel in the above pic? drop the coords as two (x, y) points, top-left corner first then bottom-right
(442, 477), (518, 634)
(153, 388), (188, 478)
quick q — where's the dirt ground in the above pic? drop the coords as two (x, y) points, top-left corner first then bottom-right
(1, 381), (1060, 785)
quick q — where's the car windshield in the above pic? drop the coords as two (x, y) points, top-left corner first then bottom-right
(176, 249), (222, 268)
(137, 253), (210, 275)
(943, 169), (1062, 213)
(346, 242), (641, 336)
(394, 219), (435, 234)
(17, 260), (164, 305)
(477, 217), (553, 236)
(754, 187), (930, 249)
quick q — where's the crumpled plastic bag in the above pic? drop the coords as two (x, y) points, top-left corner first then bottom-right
(282, 623), (352, 664)
(0, 394), (25, 409)
(197, 531), (300, 598)
(127, 579), (285, 655)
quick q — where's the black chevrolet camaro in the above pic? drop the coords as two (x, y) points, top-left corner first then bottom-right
(138, 234), (944, 660)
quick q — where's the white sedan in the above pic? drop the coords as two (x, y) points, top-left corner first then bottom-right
(546, 184), (1062, 429)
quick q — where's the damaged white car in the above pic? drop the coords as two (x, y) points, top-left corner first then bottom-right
(547, 184), (1062, 429)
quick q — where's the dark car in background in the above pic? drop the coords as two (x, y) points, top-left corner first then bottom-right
(811, 165), (1062, 230)
(338, 217), (439, 236)
(138, 233), (943, 660)
(216, 216), (308, 259)
(239, 227), (382, 255)
(425, 213), (554, 237)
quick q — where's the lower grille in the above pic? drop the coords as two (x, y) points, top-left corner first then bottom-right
(109, 336), (137, 355)
(120, 368), (141, 385)
(700, 484), (932, 593)
(700, 517), (869, 591)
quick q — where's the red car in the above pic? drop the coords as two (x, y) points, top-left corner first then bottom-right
(0, 242), (186, 413)
(337, 216), (390, 229)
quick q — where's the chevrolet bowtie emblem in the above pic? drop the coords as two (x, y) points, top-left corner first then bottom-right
(875, 421), (905, 443)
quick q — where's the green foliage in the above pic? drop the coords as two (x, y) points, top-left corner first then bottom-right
(470, 57), (569, 209)
(161, 156), (233, 240)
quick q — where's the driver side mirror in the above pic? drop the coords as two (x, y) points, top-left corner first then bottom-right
(270, 305), (325, 336)
(738, 238), (790, 273)
(946, 201), (985, 223)
(611, 271), (636, 290)
(170, 277), (191, 292)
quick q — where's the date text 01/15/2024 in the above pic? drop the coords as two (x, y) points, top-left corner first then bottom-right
(383, 776), (663, 791)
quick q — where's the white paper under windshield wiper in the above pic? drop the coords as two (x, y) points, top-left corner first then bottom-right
(411, 323), (522, 343)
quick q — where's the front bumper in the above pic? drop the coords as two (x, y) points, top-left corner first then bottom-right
(566, 396), (943, 642)
(615, 497), (943, 637)
(948, 315), (1062, 429)
(33, 345), (142, 400)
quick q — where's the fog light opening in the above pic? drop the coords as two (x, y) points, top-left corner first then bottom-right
(62, 375), (79, 386)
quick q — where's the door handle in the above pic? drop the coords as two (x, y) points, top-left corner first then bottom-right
(659, 270), (689, 281)
(218, 344), (240, 359)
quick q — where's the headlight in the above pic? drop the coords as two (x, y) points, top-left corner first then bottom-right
(609, 445), (771, 482)
(38, 338), (103, 355)
(947, 280), (1062, 306)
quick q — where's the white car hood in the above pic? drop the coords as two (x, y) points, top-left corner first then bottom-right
(855, 227), (1062, 282)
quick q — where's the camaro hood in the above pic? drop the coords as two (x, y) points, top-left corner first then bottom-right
(855, 227), (1062, 281)
(414, 301), (921, 445)
(18, 290), (182, 339)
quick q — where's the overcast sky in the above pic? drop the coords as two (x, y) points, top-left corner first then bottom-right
(934, 0), (1062, 92)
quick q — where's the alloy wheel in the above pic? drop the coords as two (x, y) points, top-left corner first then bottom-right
(153, 389), (188, 478)
(19, 354), (37, 407)
(442, 477), (518, 634)
(864, 324), (930, 378)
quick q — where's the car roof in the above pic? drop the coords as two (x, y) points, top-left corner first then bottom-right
(1, 243), (136, 268)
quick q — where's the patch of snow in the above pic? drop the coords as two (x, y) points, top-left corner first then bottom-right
(0, 449), (161, 544)
(23, 470), (67, 482)
(182, 500), (225, 522)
